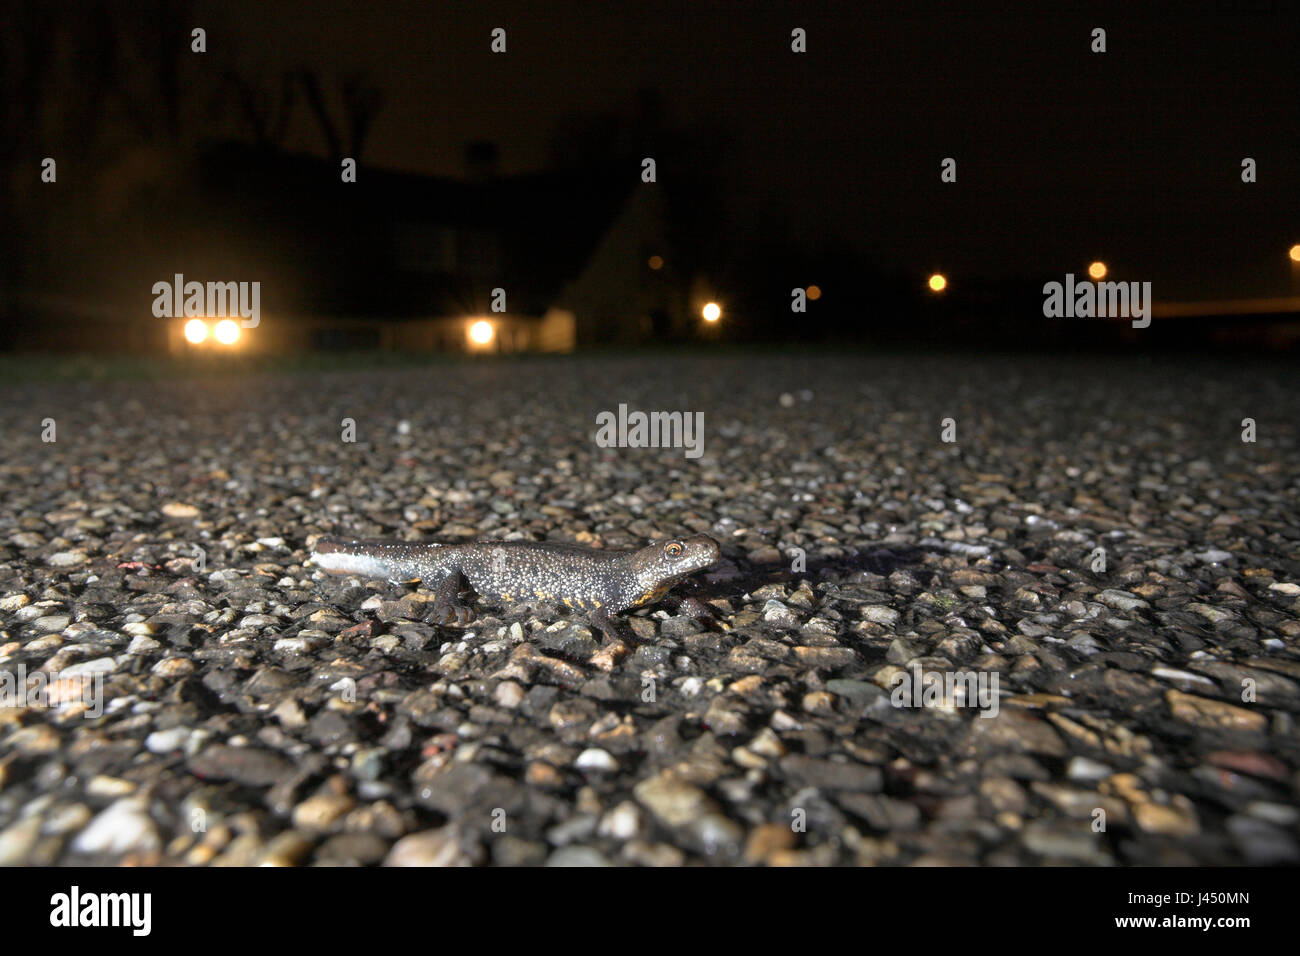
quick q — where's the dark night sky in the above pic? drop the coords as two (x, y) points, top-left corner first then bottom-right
(66, 1), (1300, 299)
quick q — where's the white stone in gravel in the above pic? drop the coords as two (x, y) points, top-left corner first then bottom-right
(678, 676), (704, 697)
(771, 709), (802, 731)
(1188, 603), (1234, 624)
(145, 728), (190, 753)
(126, 635), (163, 655)
(59, 657), (118, 678)
(1268, 582), (1300, 596)
(1196, 550), (1234, 564)
(493, 681), (524, 708)
(15, 603), (56, 622)
(575, 748), (618, 771)
(86, 776), (136, 797)
(47, 550), (89, 568)
(274, 636), (324, 654)
(272, 698), (307, 729)
(1151, 666), (1218, 690)
(1098, 589), (1149, 611)
(151, 657), (195, 677)
(1066, 756), (1113, 782)
(72, 798), (160, 855)
(32, 615), (70, 634)
(597, 801), (642, 840)
(860, 606), (900, 625)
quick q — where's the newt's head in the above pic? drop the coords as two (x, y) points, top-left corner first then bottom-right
(631, 535), (721, 600)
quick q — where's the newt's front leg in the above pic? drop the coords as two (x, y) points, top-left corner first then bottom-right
(670, 595), (721, 627)
(428, 570), (476, 625)
(588, 607), (634, 645)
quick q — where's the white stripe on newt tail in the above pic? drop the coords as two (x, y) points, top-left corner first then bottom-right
(309, 550), (396, 579)
(308, 534), (721, 641)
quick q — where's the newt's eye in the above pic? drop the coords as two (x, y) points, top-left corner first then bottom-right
(665, 541), (684, 558)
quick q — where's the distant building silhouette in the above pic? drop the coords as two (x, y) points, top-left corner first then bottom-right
(8, 141), (692, 354)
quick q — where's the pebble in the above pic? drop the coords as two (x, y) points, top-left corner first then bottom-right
(546, 846), (611, 866)
(1066, 756), (1112, 782)
(0, 817), (43, 866)
(1196, 550), (1234, 564)
(189, 745), (295, 786)
(145, 728), (191, 753)
(292, 794), (356, 832)
(634, 771), (743, 854)
(71, 798), (161, 856)
(1166, 690), (1267, 733)
(384, 826), (484, 867)
(152, 657), (196, 677)
(574, 748), (618, 772)
(493, 681), (525, 709)
(597, 801), (642, 840)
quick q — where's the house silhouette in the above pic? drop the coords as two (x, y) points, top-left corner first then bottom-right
(176, 141), (686, 353)
(4, 141), (690, 355)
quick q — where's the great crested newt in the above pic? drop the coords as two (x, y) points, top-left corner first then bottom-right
(310, 534), (721, 642)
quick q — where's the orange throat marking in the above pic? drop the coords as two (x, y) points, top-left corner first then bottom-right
(634, 582), (672, 607)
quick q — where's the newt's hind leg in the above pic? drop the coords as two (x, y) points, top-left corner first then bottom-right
(428, 571), (476, 625)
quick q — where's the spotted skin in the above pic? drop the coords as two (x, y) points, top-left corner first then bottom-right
(311, 534), (721, 641)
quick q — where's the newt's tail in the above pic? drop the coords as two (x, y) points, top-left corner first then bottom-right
(309, 536), (440, 579)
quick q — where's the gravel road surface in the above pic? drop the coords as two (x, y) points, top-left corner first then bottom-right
(1, 352), (1297, 866)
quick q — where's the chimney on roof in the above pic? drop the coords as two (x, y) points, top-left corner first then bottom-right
(465, 140), (499, 181)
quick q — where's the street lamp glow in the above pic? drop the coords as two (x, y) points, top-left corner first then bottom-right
(184, 318), (208, 344)
(648, 255), (664, 270)
(1290, 244), (1300, 263)
(702, 302), (721, 322)
(928, 273), (947, 293)
(214, 319), (240, 345)
(1088, 260), (1108, 279)
(468, 319), (495, 345)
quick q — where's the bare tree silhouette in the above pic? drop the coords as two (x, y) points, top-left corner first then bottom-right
(301, 69), (384, 162)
